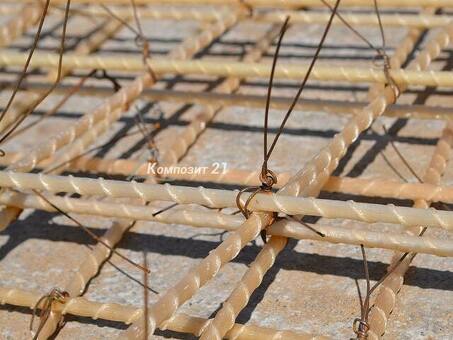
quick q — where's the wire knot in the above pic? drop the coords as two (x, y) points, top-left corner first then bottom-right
(373, 48), (400, 104)
(259, 166), (278, 191)
(353, 318), (370, 339)
(134, 35), (147, 49)
(236, 166), (278, 243)
(30, 288), (69, 340)
(94, 69), (121, 93)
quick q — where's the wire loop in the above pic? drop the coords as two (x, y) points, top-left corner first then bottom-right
(235, 167), (278, 243)
(353, 318), (370, 339)
(30, 288), (69, 340)
(259, 166), (278, 190)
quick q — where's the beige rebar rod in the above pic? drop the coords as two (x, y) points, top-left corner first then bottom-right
(66, 159), (453, 203)
(200, 236), (289, 339)
(266, 219), (453, 257)
(367, 121), (453, 339)
(4, 171), (453, 230)
(38, 156), (453, 203)
(133, 90), (453, 120)
(257, 11), (452, 28)
(8, 0), (453, 8)
(11, 84), (453, 120)
(34, 11), (241, 339)
(0, 4), (42, 47)
(0, 287), (321, 340)
(2, 190), (452, 257)
(196, 236), (291, 339)
(0, 189), (244, 230)
(0, 93), (42, 135)
(168, 312), (323, 340)
(148, 61), (450, 89)
(159, 22), (282, 166)
(65, 5), (227, 22)
(35, 5), (453, 29)
(8, 150), (453, 204)
(85, 162), (453, 203)
(3, 52), (453, 88)
(44, 156), (453, 202)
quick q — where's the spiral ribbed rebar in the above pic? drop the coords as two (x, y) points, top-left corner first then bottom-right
(1, 189), (451, 257)
(0, 189), (244, 230)
(2, 52), (453, 87)
(367, 122), (453, 339)
(198, 236), (288, 339)
(9, 153), (453, 204)
(41, 5), (453, 28)
(0, 286), (323, 339)
(4, 171), (453, 230)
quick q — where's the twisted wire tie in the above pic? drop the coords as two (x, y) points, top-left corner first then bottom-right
(374, 48), (401, 104)
(353, 318), (370, 339)
(29, 288), (69, 340)
(236, 166), (278, 243)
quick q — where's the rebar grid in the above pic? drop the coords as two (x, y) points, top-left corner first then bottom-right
(187, 6), (451, 340)
(34, 11), (243, 339)
(124, 8), (451, 340)
(0, 2), (451, 339)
